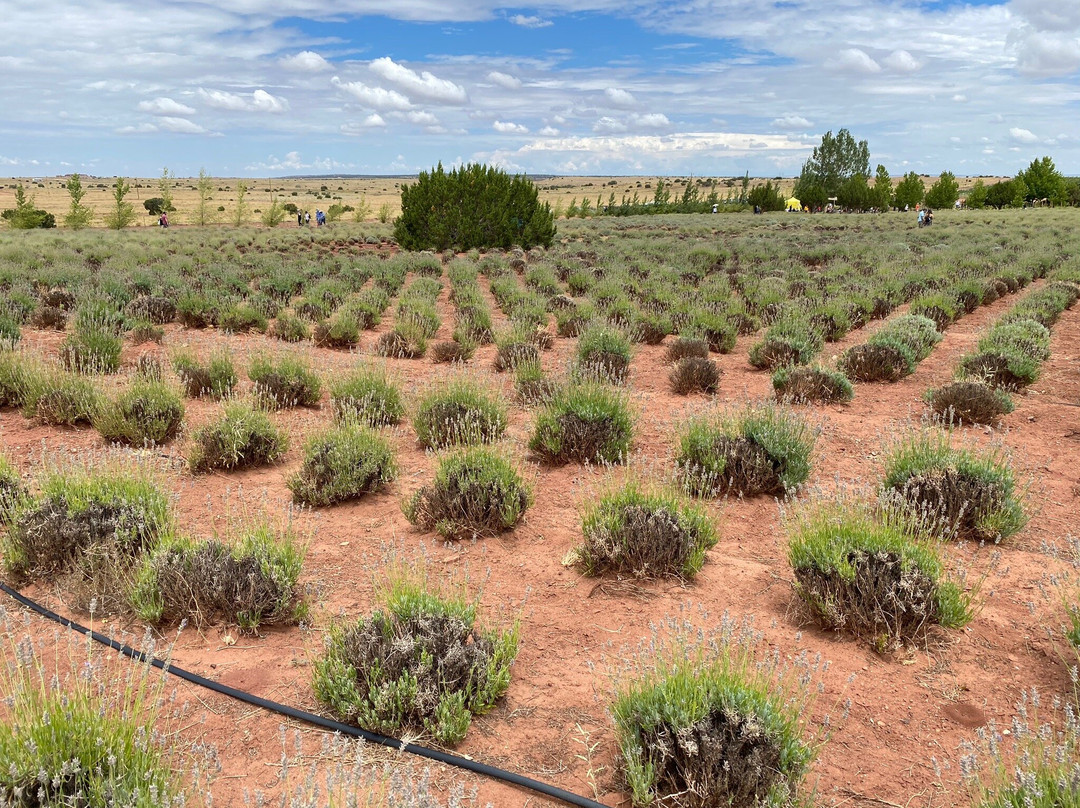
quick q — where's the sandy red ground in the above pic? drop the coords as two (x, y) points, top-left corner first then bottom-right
(1, 261), (1078, 807)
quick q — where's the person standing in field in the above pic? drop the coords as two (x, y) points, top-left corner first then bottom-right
(297, 210), (303, 227)
(304, 211), (310, 226)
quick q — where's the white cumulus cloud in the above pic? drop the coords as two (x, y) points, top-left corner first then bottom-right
(883, 50), (920, 72)
(406, 110), (439, 126)
(137, 97), (196, 116)
(487, 71), (522, 89)
(494, 120), (529, 134)
(280, 51), (331, 72)
(156, 117), (213, 134)
(772, 114), (812, 130)
(197, 88), (288, 113)
(331, 76), (412, 111)
(509, 14), (552, 28)
(604, 87), (637, 108)
(1009, 127), (1039, 143)
(633, 113), (670, 130)
(593, 116), (627, 134)
(832, 48), (882, 74)
(369, 57), (468, 104)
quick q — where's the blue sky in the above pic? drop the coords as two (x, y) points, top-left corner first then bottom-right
(1, 0), (1078, 178)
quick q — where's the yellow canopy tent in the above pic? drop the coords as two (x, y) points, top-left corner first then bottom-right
(785, 197), (801, 211)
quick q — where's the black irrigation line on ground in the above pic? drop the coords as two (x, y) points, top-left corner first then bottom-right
(0, 581), (607, 808)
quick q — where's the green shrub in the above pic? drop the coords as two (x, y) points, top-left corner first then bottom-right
(395, 162), (555, 251)
(0, 454), (26, 524)
(404, 447), (531, 540)
(312, 564), (519, 745)
(0, 314), (20, 350)
(575, 322), (633, 384)
(125, 295), (176, 324)
(1001, 286), (1073, 328)
(669, 356), (721, 395)
(880, 314), (942, 360)
(882, 430), (1026, 542)
(313, 312), (361, 349)
(577, 482), (717, 579)
(269, 312), (311, 342)
(330, 366), (405, 426)
(0, 351), (43, 409)
(172, 350), (238, 399)
(128, 320), (164, 344)
(176, 294), (218, 328)
(513, 359), (560, 405)
(786, 496), (974, 650)
(94, 379), (185, 446)
(60, 327), (123, 374)
(612, 621), (815, 808)
(689, 311), (737, 353)
(748, 318), (822, 370)
(910, 293), (959, 331)
(772, 365), (853, 404)
(3, 466), (171, 580)
(977, 319), (1051, 362)
(412, 379), (507, 449)
(665, 336), (710, 363)
(249, 353), (322, 409)
(493, 326), (540, 372)
(187, 402), (289, 472)
(130, 523), (307, 630)
(289, 423), (397, 506)
(926, 381), (1013, 426)
(676, 404), (816, 497)
(0, 625), (183, 806)
(219, 303), (268, 334)
(22, 367), (100, 426)
(528, 383), (634, 464)
(839, 339), (914, 382)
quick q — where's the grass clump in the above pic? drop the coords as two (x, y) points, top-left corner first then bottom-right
(0, 455), (26, 524)
(612, 618), (816, 808)
(748, 317), (823, 370)
(404, 447), (530, 540)
(493, 326), (540, 372)
(840, 314), (941, 382)
(528, 383), (634, 465)
(2, 465), (171, 600)
(412, 378), (507, 450)
(0, 351), (42, 409)
(269, 312), (311, 343)
(0, 616), (187, 806)
(329, 366), (405, 426)
(665, 336), (710, 363)
(786, 496), (974, 650)
(312, 564), (519, 745)
(219, 303), (268, 334)
(289, 423), (397, 507)
(22, 367), (100, 426)
(926, 381), (1014, 426)
(59, 326), (123, 374)
(187, 402), (289, 472)
(882, 430), (1026, 543)
(959, 317), (1051, 390)
(249, 353), (322, 409)
(94, 378), (185, 446)
(172, 350), (237, 399)
(130, 522), (307, 630)
(676, 403), (816, 498)
(513, 359), (560, 406)
(772, 365), (853, 404)
(575, 322), (633, 384)
(313, 312), (361, 349)
(577, 481), (717, 579)
(669, 356), (721, 395)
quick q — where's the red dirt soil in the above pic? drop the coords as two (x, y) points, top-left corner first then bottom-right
(2, 268), (1079, 807)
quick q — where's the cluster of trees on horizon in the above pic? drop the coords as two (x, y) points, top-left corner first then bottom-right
(3, 138), (1080, 230)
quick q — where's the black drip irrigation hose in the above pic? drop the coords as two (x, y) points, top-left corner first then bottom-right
(0, 582), (607, 808)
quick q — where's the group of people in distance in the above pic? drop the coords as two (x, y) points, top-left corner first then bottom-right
(296, 209), (326, 227)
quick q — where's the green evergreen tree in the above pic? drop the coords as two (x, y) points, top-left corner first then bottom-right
(232, 181), (250, 226)
(394, 162), (556, 251)
(925, 171), (960, 209)
(2, 184), (55, 229)
(893, 172), (925, 210)
(795, 129), (871, 209)
(871, 165), (893, 210)
(966, 178), (988, 210)
(1017, 156), (1066, 205)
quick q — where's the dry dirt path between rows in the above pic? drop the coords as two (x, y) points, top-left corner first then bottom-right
(0, 275), (1078, 807)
